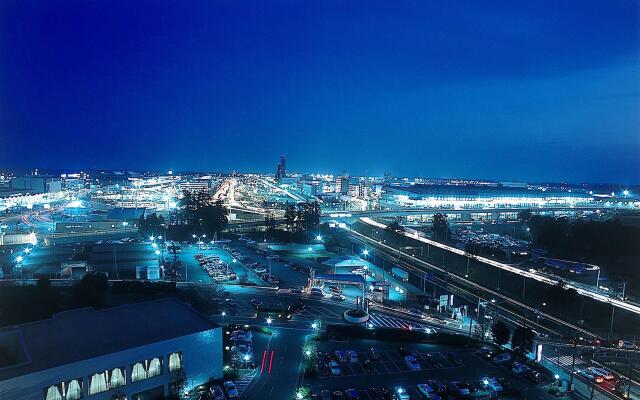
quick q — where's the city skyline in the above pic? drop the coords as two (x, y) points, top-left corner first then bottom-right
(1, 1), (639, 183)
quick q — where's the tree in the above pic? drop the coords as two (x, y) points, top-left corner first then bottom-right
(491, 321), (511, 346)
(138, 213), (165, 237)
(178, 190), (228, 236)
(386, 220), (404, 233)
(518, 209), (533, 223)
(511, 326), (535, 352)
(432, 213), (450, 242)
(299, 202), (321, 232)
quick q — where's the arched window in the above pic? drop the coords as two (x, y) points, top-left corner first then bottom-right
(89, 372), (108, 395)
(168, 352), (182, 372)
(131, 362), (147, 382)
(65, 379), (82, 400)
(110, 367), (126, 389)
(147, 357), (162, 378)
(45, 385), (63, 400)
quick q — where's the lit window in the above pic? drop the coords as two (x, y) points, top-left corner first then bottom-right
(65, 379), (83, 400)
(168, 352), (182, 372)
(131, 362), (146, 382)
(44, 385), (63, 400)
(147, 357), (162, 378)
(89, 372), (108, 395)
(110, 367), (126, 389)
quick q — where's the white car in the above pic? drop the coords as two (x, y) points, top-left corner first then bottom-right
(346, 350), (359, 363)
(481, 377), (503, 392)
(417, 383), (440, 399)
(394, 386), (410, 400)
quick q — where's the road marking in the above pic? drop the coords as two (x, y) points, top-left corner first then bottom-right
(260, 350), (267, 373)
(268, 350), (275, 374)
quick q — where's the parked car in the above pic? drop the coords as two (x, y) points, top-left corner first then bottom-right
(493, 353), (512, 364)
(481, 377), (503, 393)
(363, 359), (376, 373)
(329, 361), (342, 376)
(335, 350), (348, 363)
(345, 388), (360, 400)
(512, 362), (531, 375)
(332, 391), (346, 400)
(398, 346), (416, 357)
(448, 382), (470, 397)
(346, 350), (359, 363)
(224, 381), (239, 398)
(310, 287), (324, 297)
(405, 355), (422, 371)
(331, 293), (346, 301)
(394, 386), (410, 400)
(209, 385), (225, 400)
(417, 383), (441, 399)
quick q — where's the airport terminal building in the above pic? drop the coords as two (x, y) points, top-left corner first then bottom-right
(0, 298), (222, 400)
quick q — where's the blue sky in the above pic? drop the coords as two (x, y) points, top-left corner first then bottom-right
(1, 0), (638, 183)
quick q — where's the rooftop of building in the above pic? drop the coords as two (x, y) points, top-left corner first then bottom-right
(0, 298), (218, 381)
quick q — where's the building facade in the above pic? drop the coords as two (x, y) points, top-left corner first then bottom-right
(0, 299), (222, 400)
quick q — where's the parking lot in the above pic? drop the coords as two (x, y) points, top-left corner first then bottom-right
(304, 338), (561, 399)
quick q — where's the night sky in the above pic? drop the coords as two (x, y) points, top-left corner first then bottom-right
(1, 1), (638, 183)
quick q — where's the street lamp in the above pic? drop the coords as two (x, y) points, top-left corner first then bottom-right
(266, 317), (272, 325)
(152, 242), (158, 248)
(362, 249), (369, 257)
(316, 235), (322, 242)
(16, 255), (23, 263)
(155, 250), (160, 256)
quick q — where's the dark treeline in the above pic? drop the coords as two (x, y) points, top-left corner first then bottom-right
(527, 215), (640, 280)
(138, 190), (229, 241)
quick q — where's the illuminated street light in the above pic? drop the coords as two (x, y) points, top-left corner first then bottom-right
(150, 236), (155, 241)
(362, 249), (369, 256)
(221, 312), (226, 316)
(311, 322), (318, 329)
(305, 350), (311, 356)
(16, 256), (23, 263)
(554, 374), (560, 380)
(243, 355), (250, 361)
(316, 235), (322, 241)
(623, 190), (630, 196)
(307, 247), (312, 252)
(122, 221), (128, 227)
(157, 236), (162, 240)
(192, 234), (197, 238)
(152, 242), (158, 248)
(154, 250), (160, 255)
(266, 317), (272, 325)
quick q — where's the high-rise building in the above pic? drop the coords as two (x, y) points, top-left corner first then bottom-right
(336, 172), (350, 194)
(275, 154), (287, 183)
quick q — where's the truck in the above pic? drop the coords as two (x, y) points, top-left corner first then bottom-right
(391, 267), (409, 281)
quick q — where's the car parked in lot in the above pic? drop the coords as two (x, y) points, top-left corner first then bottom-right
(346, 350), (359, 363)
(329, 361), (342, 376)
(363, 359), (376, 373)
(405, 355), (422, 371)
(335, 350), (348, 363)
(417, 383), (441, 399)
(493, 353), (512, 364)
(224, 381), (239, 398)
(511, 362), (531, 375)
(209, 385), (225, 400)
(332, 391), (346, 400)
(481, 377), (503, 393)
(394, 386), (410, 400)
(310, 287), (324, 297)
(448, 381), (470, 397)
(345, 388), (360, 400)
(398, 346), (416, 357)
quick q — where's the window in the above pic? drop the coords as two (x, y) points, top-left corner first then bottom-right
(147, 357), (162, 378)
(65, 379), (83, 400)
(44, 385), (63, 400)
(88, 372), (108, 395)
(168, 352), (182, 372)
(131, 362), (146, 383)
(110, 367), (126, 389)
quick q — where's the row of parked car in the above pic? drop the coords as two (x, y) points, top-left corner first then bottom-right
(308, 377), (509, 400)
(475, 347), (552, 386)
(195, 253), (237, 282)
(196, 381), (238, 400)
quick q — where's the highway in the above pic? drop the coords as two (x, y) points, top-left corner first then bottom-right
(358, 217), (640, 317)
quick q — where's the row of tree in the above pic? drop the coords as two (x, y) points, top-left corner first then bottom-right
(522, 212), (640, 280)
(138, 190), (229, 241)
(282, 202), (321, 232)
(491, 321), (535, 352)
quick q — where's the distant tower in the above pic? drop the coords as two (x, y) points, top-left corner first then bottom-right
(279, 155), (286, 177)
(275, 154), (287, 183)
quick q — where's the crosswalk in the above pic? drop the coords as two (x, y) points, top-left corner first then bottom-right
(547, 354), (588, 368)
(367, 313), (435, 332)
(234, 369), (257, 395)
